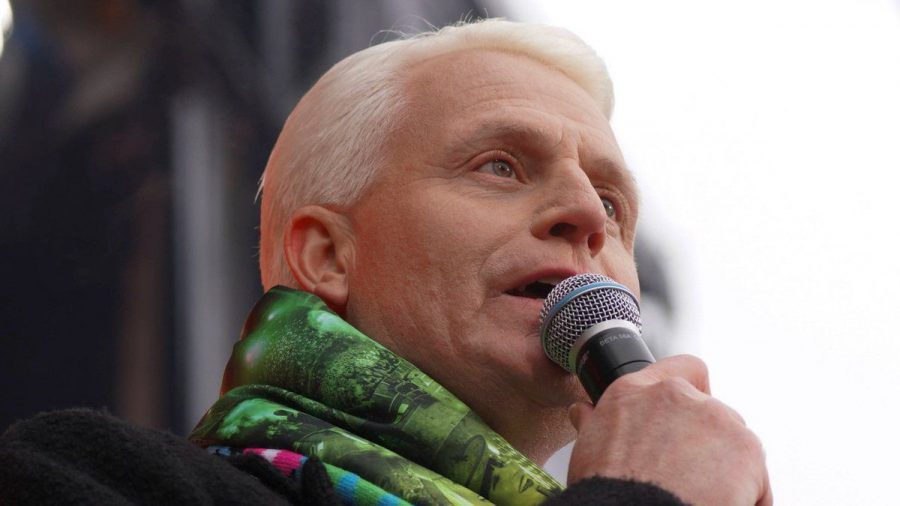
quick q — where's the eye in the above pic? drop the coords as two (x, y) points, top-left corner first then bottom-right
(476, 159), (516, 179)
(601, 196), (617, 220)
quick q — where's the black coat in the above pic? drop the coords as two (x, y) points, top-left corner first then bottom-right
(0, 409), (686, 505)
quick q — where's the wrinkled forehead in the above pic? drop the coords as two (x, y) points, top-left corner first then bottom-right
(400, 48), (605, 124)
(386, 48), (627, 178)
(374, 48), (637, 230)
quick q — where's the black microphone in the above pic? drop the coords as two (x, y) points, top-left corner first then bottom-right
(539, 273), (655, 403)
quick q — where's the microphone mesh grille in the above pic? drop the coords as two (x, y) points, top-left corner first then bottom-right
(540, 273), (642, 372)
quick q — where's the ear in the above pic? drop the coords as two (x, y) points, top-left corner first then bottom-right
(283, 205), (355, 313)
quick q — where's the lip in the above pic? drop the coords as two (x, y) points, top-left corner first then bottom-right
(492, 265), (594, 337)
(498, 292), (547, 320)
(500, 267), (581, 298)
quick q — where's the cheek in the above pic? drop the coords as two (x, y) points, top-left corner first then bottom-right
(362, 191), (506, 280)
(603, 243), (640, 297)
(348, 190), (522, 338)
(347, 193), (484, 319)
(352, 201), (439, 282)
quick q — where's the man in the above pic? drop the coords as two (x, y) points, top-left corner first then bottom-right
(0, 19), (770, 505)
(190, 18), (770, 504)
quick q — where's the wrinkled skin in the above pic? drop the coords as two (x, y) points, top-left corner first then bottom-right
(568, 356), (773, 505)
(344, 49), (639, 461)
(293, 48), (771, 504)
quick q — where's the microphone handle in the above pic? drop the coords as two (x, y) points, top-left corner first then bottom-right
(574, 325), (655, 403)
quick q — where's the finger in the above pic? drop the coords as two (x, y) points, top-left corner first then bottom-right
(757, 468), (773, 506)
(629, 354), (711, 394)
(756, 441), (773, 506)
(568, 402), (593, 432)
(708, 396), (747, 426)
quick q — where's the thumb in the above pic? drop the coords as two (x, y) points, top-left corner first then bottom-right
(568, 402), (594, 432)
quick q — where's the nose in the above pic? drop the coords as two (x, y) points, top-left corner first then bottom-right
(530, 166), (608, 257)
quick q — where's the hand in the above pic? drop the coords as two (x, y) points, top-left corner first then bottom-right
(566, 355), (772, 506)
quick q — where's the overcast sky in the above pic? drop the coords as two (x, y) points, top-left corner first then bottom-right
(512, 1), (900, 504)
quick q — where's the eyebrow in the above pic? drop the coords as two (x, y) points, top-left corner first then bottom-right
(589, 156), (640, 203)
(447, 121), (562, 157)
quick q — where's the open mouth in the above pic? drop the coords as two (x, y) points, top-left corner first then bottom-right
(505, 280), (558, 300)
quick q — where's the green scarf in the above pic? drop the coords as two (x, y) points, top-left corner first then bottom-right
(190, 286), (563, 505)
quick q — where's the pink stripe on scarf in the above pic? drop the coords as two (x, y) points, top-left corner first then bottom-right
(244, 448), (305, 476)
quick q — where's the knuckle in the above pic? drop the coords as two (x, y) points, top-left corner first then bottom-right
(656, 376), (696, 398)
(675, 353), (707, 374)
(687, 354), (709, 378)
(737, 429), (766, 462)
(714, 415), (764, 463)
(702, 398), (741, 426)
(675, 354), (710, 388)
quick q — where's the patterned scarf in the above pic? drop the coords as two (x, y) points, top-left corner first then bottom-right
(189, 286), (562, 505)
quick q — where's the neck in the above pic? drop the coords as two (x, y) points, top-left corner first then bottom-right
(454, 380), (577, 465)
(486, 405), (575, 465)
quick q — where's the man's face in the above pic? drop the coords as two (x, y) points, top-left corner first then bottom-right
(344, 49), (639, 421)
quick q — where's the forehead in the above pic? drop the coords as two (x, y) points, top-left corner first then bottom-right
(396, 49), (623, 162)
(392, 49), (632, 191)
(402, 48), (603, 118)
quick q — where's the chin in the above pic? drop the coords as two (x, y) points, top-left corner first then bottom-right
(520, 351), (589, 408)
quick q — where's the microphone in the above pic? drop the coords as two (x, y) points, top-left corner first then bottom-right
(539, 273), (655, 403)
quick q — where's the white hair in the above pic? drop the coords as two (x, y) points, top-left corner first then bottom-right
(259, 18), (615, 289)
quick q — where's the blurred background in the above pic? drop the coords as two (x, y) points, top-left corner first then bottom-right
(1, 1), (898, 504)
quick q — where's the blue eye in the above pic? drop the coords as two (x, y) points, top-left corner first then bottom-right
(476, 160), (515, 178)
(601, 197), (616, 219)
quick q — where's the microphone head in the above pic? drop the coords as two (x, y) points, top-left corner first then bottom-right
(540, 273), (642, 372)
